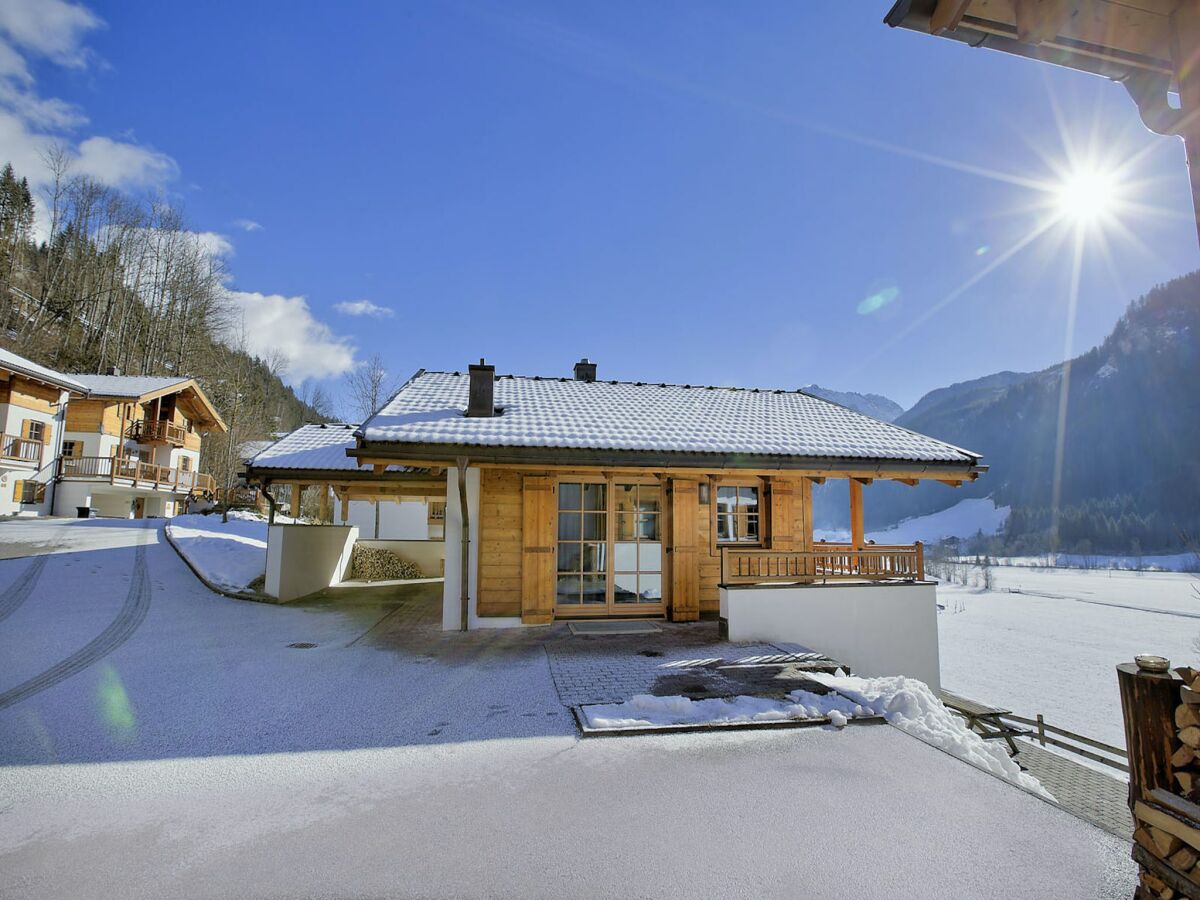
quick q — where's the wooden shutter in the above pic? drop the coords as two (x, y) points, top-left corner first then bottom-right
(12, 479), (24, 502)
(20, 419), (32, 440)
(668, 477), (700, 622)
(520, 476), (555, 624)
(768, 478), (796, 551)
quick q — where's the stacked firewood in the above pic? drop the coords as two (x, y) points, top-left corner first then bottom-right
(350, 545), (423, 582)
(1133, 666), (1200, 899)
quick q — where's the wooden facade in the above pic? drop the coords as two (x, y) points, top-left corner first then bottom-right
(455, 465), (940, 624)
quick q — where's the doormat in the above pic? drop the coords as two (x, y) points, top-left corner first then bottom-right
(568, 620), (663, 636)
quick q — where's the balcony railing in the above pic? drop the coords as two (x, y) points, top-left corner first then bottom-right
(126, 419), (187, 446)
(0, 434), (43, 464)
(721, 543), (925, 585)
(59, 456), (216, 495)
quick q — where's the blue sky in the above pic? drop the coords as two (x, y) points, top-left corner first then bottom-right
(4, 1), (1198, 408)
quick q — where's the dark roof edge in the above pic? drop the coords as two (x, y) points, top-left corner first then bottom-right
(241, 466), (444, 483)
(348, 440), (985, 474)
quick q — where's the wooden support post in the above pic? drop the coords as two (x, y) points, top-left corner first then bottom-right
(849, 478), (865, 549)
(1172, 0), (1200, 247)
(1117, 662), (1185, 811)
(915, 540), (925, 580)
(290, 482), (302, 518)
(318, 483), (330, 523)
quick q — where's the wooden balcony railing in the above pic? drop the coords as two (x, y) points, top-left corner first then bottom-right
(0, 434), (43, 464)
(721, 542), (925, 585)
(126, 419), (187, 446)
(59, 456), (216, 495)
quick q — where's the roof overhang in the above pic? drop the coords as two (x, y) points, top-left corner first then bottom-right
(348, 440), (985, 480)
(0, 365), (87, 397)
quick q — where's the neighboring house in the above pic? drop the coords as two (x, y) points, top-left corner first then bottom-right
(244, 423), (443, 539)
(340, 359), (984, 635)
(0, 349), (88, 517)
(54, 374), (226, 519)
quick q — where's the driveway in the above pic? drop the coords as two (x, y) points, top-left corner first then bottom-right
(0, 518), (1137, 898)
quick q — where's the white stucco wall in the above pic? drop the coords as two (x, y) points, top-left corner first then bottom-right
(266, 524), (358, 602)
(442, 466), (520, 631)
(336, 499), (430, 540)
(719, 582), (941, 691)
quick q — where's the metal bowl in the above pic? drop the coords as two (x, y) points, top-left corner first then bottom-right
(1135, 654), (1170, 673)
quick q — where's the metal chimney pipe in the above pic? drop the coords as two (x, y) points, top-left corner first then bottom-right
(573, 358), (596, 382)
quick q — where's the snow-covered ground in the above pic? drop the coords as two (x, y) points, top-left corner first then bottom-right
(0, 518), (1137, 897)
(938, 564), (1199, 750)
(816, 497), (1009, 544)
(991, 552), (1197, 573)
(164, 511), (274, 592)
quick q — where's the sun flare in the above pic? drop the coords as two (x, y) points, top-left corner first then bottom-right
(1054, 167), (1120, 224)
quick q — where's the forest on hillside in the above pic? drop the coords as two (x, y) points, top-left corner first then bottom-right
(0, 157), (330, 492)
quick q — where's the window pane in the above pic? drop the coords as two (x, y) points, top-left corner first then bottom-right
(639, 542), (662, 573)
(638, 575), (662, 601)
(743, 515), (759, 542)
(614, 485), (638, 515)
(583, 483), (606, 511)
(557, 512), (581, 541)
(638, 485), (661, 513)
(716, 486), (737, 512)
(739, 486), (759, 511)
(559, 483), (581, 510)
(557, 544), (581, 572)
(583, 513), (606, 540)
(614, 542), (637, 572)
(615, 512), (636, 541)
(556, 575), (581, 605)
(581, 575), (607, 604)
(581, 543), (607, 573)
(614, 574), (638, 604)
(638, 513), (660, 541)
(716, 513), (733, 542)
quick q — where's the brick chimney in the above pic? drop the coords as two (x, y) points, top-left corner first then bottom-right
(466, 358), (495, 417)
(573, 358), (597, 382)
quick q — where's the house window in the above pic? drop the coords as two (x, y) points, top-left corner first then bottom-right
(62, 440), (81, 458)
(427, 501), (446, 523)
(715, 485), (760, 543)
(13, 480), (45, 504)
(556, 482), (607, 606)
(178, 455), (192, 473)
(24, 420), (45, 443)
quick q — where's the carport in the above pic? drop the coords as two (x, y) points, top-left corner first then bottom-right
(242, 423), (447, 602)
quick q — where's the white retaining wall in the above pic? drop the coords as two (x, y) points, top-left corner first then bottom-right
(266, 524), (358, 602)
(336, 499), (430, 540)
(720, 582), (941, 691)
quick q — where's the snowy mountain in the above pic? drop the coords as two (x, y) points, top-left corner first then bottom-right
(858, 270), (1200, 552)
(801, 384), (903, 422)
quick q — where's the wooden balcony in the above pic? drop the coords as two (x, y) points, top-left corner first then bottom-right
(0, 434), (44, 465)
(59, 456), (216, 496)
(721, 543), (925, 585)
(126, 419), (187, 446)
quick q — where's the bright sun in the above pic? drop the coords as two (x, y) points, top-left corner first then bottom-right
(1054, 168), (1120, 224)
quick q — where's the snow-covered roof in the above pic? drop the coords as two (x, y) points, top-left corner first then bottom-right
(67, 374), (192, 398)
(247, 423), (421, 473)
(0, 347), (88, 393)
(358, 371), (981, 464)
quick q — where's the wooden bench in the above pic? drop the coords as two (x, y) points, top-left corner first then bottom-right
(939, 690), (1027, 755)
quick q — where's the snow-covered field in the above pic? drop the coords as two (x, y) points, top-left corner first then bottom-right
(938, 565), (1198, 749)
(165, 511), (273, 592)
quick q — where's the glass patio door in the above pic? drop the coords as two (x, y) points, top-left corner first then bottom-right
(555, 480), (664, 616)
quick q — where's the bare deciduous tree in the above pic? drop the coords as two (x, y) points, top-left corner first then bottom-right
(343, 353), (398, 423)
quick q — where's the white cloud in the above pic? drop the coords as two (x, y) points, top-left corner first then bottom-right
(0, 36), (30, 83)
(226, 290), (356, 381)
(74, 135), (178, 188)
(231, 218), (263, 232)
(334, 298), (393, 318)
(0, 0), (102, 67)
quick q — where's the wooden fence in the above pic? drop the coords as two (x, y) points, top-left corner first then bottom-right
(721, 543), (925, 584)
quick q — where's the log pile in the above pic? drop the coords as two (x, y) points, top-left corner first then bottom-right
(1132, 666), (1200, 900)
(350, 545), (423, 582)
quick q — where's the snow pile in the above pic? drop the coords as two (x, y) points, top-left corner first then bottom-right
(165, 511), (271, 592)
(582, 689), (873, 730)
(805, 671), (1052, 799)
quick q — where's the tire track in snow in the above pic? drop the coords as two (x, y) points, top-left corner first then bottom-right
(0, 537), (151, 711)
(0, 553), (50, 626)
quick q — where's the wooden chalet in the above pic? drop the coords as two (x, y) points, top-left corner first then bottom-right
(344, 359), (985, 631)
